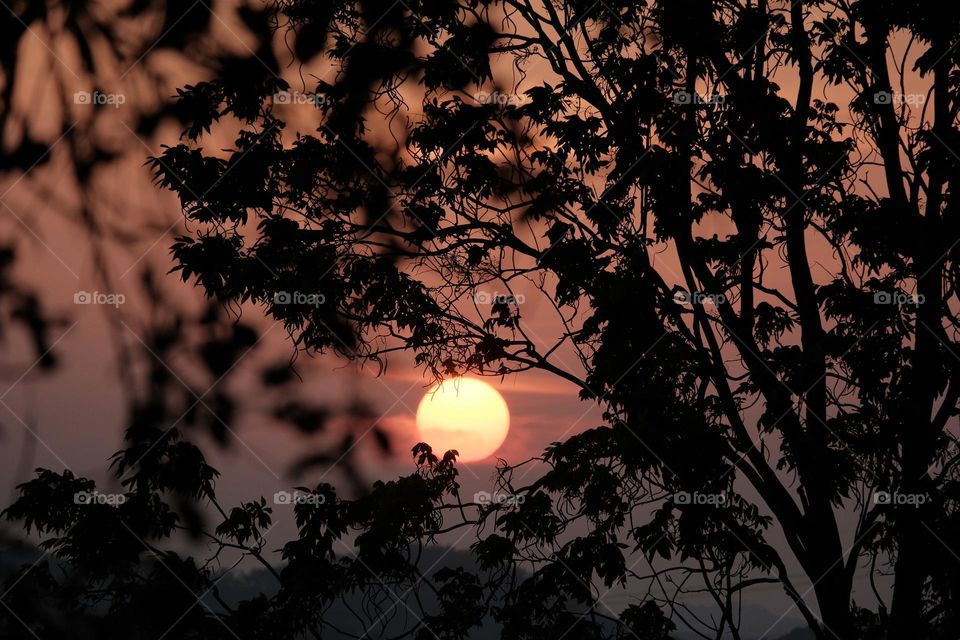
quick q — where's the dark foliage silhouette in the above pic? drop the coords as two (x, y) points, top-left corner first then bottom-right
(0, 0), (377, 481)
(5, 0), (960, 639)
(0, 1), (383, 636)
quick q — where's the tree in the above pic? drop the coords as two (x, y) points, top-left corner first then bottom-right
(9, 0), (960, 638)
(0, 2), (387, 635)
(0, 0), (378, 486)
(155, 0), (960, 637)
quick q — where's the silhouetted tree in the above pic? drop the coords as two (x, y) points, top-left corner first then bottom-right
(150, 0), (960, 638)
(6, 1), (960, 639)
(0, 0), (378, 484)
(0, 3), (384, 635)
(0, 0), (260, 446)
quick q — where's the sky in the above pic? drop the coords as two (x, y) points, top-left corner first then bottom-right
(0, 3), (933, 636)
(0, 196), (817, 636)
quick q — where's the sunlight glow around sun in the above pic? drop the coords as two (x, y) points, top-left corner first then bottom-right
(415, 377), (510, 463)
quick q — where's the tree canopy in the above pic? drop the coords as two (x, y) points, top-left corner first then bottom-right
(5, 1), (960, 639)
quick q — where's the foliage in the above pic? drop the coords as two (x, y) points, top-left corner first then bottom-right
(6, 0), (960, 639)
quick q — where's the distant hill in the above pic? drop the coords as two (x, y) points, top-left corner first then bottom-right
(676, 625), (815, 640)
(770, 628), (816, 640)
(0, 537), (818, 640)
(213, 546), (506, 639)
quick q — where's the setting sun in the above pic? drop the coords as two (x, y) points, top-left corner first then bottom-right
(415, 377), (510, 463)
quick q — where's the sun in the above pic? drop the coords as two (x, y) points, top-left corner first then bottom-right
(415, 377), (510, 463)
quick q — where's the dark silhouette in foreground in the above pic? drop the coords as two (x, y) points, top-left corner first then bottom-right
(5, 1), (960, 639)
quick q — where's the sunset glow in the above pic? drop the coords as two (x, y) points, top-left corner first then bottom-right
(415, 377), (510, 463)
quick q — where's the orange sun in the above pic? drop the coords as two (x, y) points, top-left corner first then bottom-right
(415, 377), (510, 462)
